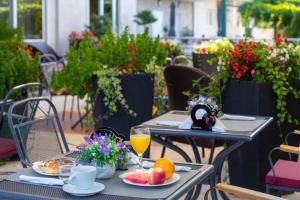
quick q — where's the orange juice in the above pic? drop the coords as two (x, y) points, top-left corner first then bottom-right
(130, 134), (151, 155)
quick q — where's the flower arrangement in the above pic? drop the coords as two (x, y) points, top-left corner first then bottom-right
(69, 29), (98, 43)
(208, 33), (300, 125)
(193, 38), (233, 55)
(187, 95), (219, 112)
(77, 134), (131, 167)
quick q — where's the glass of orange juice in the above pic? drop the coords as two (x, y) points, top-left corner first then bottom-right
(130, 126), (151, 170)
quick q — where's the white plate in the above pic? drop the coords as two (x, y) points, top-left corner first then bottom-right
(32, 161), (58, 176)
(63, 182), (105, 196)
(121, 172), (180, 187)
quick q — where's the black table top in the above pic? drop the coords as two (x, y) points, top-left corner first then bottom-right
(143, 111), (273, 142)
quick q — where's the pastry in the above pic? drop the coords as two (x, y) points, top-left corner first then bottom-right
(39, 159), (59, 174)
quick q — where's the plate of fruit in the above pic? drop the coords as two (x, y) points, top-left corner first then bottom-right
(121, 158), (180, 187)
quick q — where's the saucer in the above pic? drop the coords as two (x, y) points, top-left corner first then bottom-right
(63, 182), (105, 196)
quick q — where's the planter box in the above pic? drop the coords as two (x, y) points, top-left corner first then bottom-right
(222, 80), (300, 192)
(192, 53), (217, 75)
(93, 73), (154, 141)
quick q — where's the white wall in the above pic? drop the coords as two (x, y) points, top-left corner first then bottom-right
(46, 0), (89, 56)
(226, 0), (244, 38)
(137, 0), (193, 37)
(118, 0), (137, 34)
(194, 0), (218, 38)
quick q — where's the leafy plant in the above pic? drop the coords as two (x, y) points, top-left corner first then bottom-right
(0, 33), (41, 99)
(193, 38), (233, 55)
(77, 133), (130, 167)
(0, 22), (21, 40)
(52, 27), (167, 118)
(134, 10), (157, 27)
(52, 35), (100, 98)
(86, 14), (111, 39)
(239, 0), (300, 37)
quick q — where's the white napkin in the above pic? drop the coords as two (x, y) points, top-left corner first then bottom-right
(212, 119), (227, 133)
(178, 116), (193, 130)
(142, 161), (191, 172)
(222, 114), (256, 121)
(127, 152), (139, 165)
(19, 175), (64, 186)
(156, 120), (182, 127)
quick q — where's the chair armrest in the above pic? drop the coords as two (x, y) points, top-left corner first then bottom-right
(216, 183), (286, 200)
(280, 144), (300, 154)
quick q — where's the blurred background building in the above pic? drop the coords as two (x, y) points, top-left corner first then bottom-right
(0, 0), (273, 55)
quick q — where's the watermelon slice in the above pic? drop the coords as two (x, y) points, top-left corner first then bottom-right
(124, 172), (148, 184)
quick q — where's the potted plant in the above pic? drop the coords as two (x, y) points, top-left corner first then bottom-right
(193, 38), (233, 75)
(52, 27), (167, 140)
(206, 34), (300, 191)
(77, 134), (130, 179)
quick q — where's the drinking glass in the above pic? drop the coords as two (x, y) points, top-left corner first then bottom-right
(130, 126), (151, 170)
(58, 158), (74, 184)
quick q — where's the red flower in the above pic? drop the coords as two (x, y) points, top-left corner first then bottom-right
(284, 37), (288, 43)
(128, 43), (134, 51)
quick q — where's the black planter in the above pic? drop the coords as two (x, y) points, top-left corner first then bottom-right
(93, 73), (154, 141)
(192, 53), (217, 75)
(222, 80), (300, 192)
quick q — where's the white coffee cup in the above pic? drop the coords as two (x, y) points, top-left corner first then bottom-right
(69, 165), (96, 190)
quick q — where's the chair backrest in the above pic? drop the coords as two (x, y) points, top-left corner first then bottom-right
(25, 41), (61, 60)
(7, 97), (69, 167)
(39, 54), (59, 88)
(164, 65), (211, 110)
(0, 83), (44, 135)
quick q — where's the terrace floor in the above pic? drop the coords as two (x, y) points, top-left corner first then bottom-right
(1, 96), (299, 199)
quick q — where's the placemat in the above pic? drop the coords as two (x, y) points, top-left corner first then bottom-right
(221, 119), (266, 132)
(144, 111), (267, 132)
(0, 180), (148, 200)
(6, 164), (203, 199)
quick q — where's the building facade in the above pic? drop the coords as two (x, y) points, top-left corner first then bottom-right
(0, 0), (246, 55)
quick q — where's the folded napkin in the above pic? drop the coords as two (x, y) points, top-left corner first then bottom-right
(127, 152), (139, 165)
(156, 120), (182, 127)
(222, 114), (256, 121)
(156, 117), (227, 132)
(142, 161), (191, 172)
(19, 175), (64, 186)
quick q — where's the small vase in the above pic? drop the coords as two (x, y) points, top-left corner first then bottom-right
(94, 163), (116, 179)
(117, 161), (128, 171)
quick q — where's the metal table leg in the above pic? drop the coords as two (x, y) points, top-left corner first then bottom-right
(210, 141), (245, 200)
(152, 135), (192, 162)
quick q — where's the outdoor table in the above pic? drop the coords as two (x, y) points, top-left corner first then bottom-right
(0, 152), (214, 200)
(142, 110), (274, 200)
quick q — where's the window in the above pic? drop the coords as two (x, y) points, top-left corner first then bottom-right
(0, 0), (43, 39)
(90, 0), (112, 22)
(0, 0), (12, 26)
(207, 10), (214, 26)
(90, 0), (114, 33)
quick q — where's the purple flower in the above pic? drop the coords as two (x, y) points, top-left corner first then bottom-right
(117, 154), (124, 161)
(85, 137), (93, 145)
(125, 146), (131, 152)
(93, 134), (103, 144)
(198, 95), (206, 103)
(116, 142), (123, 150)
(187, 100), (197, 108)
(99, 143), (110, 156)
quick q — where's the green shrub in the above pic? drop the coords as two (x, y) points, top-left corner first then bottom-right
(0, 38), (41, 99)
